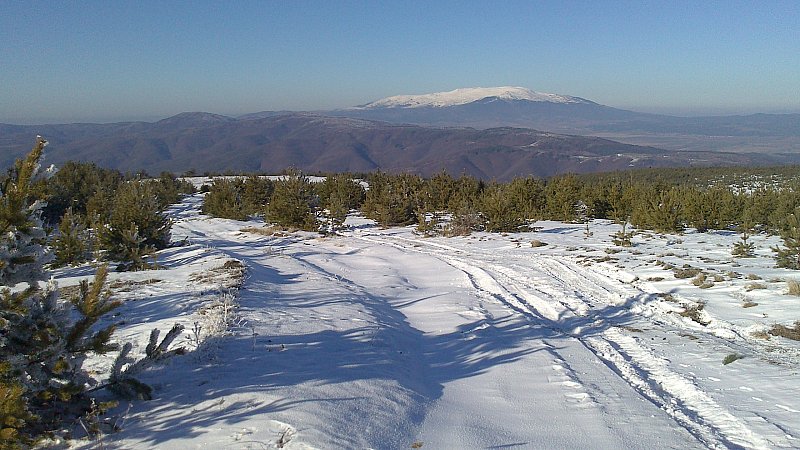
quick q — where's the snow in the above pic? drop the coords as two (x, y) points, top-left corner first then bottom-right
(356, 86), (593, 109)
(63, 193), (800, 449)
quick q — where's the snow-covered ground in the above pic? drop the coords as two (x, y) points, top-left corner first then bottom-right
(62, 192), (800, 449)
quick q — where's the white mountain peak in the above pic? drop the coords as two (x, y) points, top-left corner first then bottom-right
(359, 86), (592, 109)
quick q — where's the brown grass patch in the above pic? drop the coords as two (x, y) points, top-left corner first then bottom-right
(109, 278), (161, 292)
(241, 225), (297, 237)
(787, 280), (800, 296)
(674, 267), (702, 279)
(190, 259), (247, 289)
(769, 321), (800, 341)
(679, 303), (710, 326)
(59, 284), (81, 300)
(750, 330), (771, 340)
(745, 282), (767, 292)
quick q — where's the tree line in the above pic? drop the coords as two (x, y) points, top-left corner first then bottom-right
(201, 169), (800, 235)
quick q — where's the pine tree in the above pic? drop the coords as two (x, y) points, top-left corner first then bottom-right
(265, 171), (318, 231)
(0, 138), (121, 445)
(544, 174), (581, 222)
(361, 173), (421, 227)
(201, 178), (249, 220)
(612, 219), (634, 247)
(240, 175), (274, 214)
(773, 208), (800, 269)
(150, 172), (195, 208)
(98, 180), (171, 270)
(632, 187), (684, 234)
(732, 218), (756, 258)
(0, 137), (50, 285)
(51, 207), (89, 267)
(479, 183), (526, 232)
(1, 139), (187, 445)
(41, 161), (123, 226)
(317, 173), (365, 231)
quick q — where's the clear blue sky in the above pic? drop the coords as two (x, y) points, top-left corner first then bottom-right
(2, 0), (798, 123)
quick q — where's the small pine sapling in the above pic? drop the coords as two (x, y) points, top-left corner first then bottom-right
(106, 324), (185, 400)
(612, 219), (634, 247)
(415, 208), (442, 236)
(772, 209), (800, 269)
(732, 220), (756, 258)
(52, 207), (90, 267)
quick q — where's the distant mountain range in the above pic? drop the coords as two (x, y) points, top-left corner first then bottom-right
(331, 86), (800, 140)
(2, 87), (799, 180)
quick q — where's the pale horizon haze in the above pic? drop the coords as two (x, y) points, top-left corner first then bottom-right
(2, 0), (799, 124)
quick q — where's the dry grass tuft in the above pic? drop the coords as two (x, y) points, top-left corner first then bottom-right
(750, 330), (771, 340)
(679, 303), (710, 326)
(59, 284), (81, 300)
(745, 282), (767, 292)
(241, 225), (300, 237)
(109, 278), (161, 292)
(674, 267), (702, 279)
(769, 321), (800, 341)
(190, 259), (247, 290)
(787, 279), (800, 296)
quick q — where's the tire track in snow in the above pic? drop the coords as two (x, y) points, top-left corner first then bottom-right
(356, 232), (774, 449)
(587, 329), (772, 449)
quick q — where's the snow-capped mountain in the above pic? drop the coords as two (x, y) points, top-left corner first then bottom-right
(356, 86), (595, 109)
(332, 85), (639, 131)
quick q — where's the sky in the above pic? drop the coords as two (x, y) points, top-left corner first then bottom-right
(2, 0), (799, 124)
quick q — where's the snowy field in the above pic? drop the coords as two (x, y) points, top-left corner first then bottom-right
(59, 192), (800, 449)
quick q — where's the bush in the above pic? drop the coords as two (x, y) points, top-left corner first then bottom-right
(674, 267), (702, 279)
(723, 353), (744, 365)
(445, 205), (483, 236)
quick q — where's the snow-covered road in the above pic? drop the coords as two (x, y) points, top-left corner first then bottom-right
(83, 194), (800, 449)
